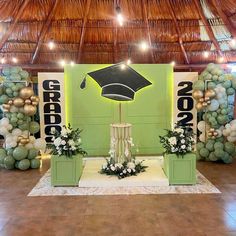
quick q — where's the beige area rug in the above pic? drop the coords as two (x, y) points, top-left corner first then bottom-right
(28, 158), (221, 196)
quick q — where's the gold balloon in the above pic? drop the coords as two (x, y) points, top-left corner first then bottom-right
(207, 101), (211, 105)
(210, 128), (215, 132)
(204, 96), (210, 101)
(205, 89), (216, 98)
(196, 102), (203, 110)
(208, 132), (213, 137)
(8, 100), (13, 105)
(19, 87), (34, 99)
(20, 138), (29, 145)
(23, 104), (36, 116)
(202, 102), (208, 107)
(193, 90), (204, 99)
(17, 136), (23, 142)
(3, 104), (10, 109)
(3, 108), (9, 113)
(31, 101), (38, 106)
(213, 131), (218, 137)
(13, 97), (24, 107)
(35, 97), (40, 103)
(30, 95), (37, 102)
(25, 99), (32, 105)
(199, 98), (204, 102)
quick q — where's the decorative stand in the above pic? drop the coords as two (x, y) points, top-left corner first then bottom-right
(110, 123), (133, 163)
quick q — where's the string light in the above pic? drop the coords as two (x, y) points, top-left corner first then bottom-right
(218, 56), (225, 63)
(203, 51), (209, 58)
(126, 59), (131, 65)
(171, 61), (175, 66)
(140, 41), (148, 51)
(70, 61), (75, 66)
(12, 57), (18, 63)
(116, 6), (124, 26)
(48, 40), (55, 50)
(230, 38), (236, 47)
(59, 59), (66, 67)
(0, 58), (5, 64)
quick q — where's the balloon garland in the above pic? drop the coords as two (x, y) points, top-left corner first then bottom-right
(0, 66), (46, 170)
(193, 63), (236, 164)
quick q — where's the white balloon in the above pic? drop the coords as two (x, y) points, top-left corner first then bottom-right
(0, 118), (9, 126)
(227, 136), (236, 142)
(7, 124), (13, 130)
(223, 129), (230, 136)
(34, 138), (47, 152)
(25, 143), (34, 149)
(12, 128), (22, 136)
(208, 99), (219, 111)
(199, 133), (206, 142)
(22, 130), (29, 137)
(29, 136), (36, 143)
(216, 129), (222, 137)
(197, 121), (206, 132)
(0, 127), (9, 135)
(11, 141), (17, 148)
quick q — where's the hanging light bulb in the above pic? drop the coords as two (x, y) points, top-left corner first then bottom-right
(70, 61), (75, 66)
(59, 59), (66, 67)
(203, 51), (209, 58)
(12, 57), (18, 63)
(120, 63), (126, 70)
(0, 57), (5, 64)
(126, 58), (131, 65)
(218, 56), (225, 63)
(170, 61), (176, 66)
(230, 38), (236, 47)
(116, 6), (124, 26)
(140, 41), (148, 51)
(48, 39), (55, 50)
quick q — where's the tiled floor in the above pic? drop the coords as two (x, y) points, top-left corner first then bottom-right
(1, 159), (236, 236)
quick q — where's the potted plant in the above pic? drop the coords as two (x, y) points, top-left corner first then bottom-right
(50, 124), (87, 186)
(159, 125), (196, 185)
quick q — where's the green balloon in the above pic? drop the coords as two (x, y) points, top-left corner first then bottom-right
(193, 80), (205, 91)
(30, 159), (40, 169)
(215, 137), (224, 142)
(17, 119), (24, 125)
(196, 152), (203, 161)
(0, 94), (9, 104)
(212, 112), (218, 117)
(206, 141), (214, 152)
(18, 159), (30, 170)
(0, 156), (5, 166)
(232, 77), (236, 90)
(0, 85), (4, 95)
(220, 103), (227, 109)
(212, 75), (218, 81)
(0, 148), (7, 158)
(13, 91), (19, 97)
(17, 113), (24, 119)
(18, 123), (29, 131)
(222, 80), (231, 89)
(29, 121), (40, 134)
(214, 142), (224, 150)
(10, 73), (21, 81)
(19, 70), (29, 80)
(28, 148), (38, 160)
(196, 142), (205, 151)
(221, 152), (233, 164)
(207, 63), (215, 72)
(221, 109), (227, 115)
(207, 82), (216, 89)
(13, 146), (28, 161)
(218, 75), (225, 82)
(5, 88), (13, 95)
(214, 148), (225, 158)
(224, 142), (235, 155)
(227, 88), (235, 95)
(10, 66), (22, 74)
(217, 115), (228, 125)
(10, 117), (18, 123)
(4, 155), (15, 166)
(2, 67), (11, 76)
(15, 160), (20, 169)
(209, 152), (218, 161)
(7, 148), (14, 156)
(199, 148), (209, 158)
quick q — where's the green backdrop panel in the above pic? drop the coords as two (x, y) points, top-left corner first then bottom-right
(64, 64), (173, 156)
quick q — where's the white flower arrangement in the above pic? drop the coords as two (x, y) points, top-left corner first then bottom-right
(51, 124), (87, 158)
(100, 158), (147, 179)
(159, 124), (195, 156)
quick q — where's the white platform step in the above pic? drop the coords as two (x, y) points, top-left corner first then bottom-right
(79, 157), (169, 187)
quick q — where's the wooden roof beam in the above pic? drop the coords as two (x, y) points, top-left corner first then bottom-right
(77, 0), (92, 63)
(141, 0), (155, 63)
(30, 0), (60, 64)
(166, 0), (190, 64)
(193, 0), (224, 58)
(113, 0), (118, 63)
(211, 0), (236, 39)
(0, 0), (30, 51)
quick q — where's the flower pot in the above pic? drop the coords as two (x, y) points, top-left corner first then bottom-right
(51, 154), (83, 186)
(163, 153), (196, 185)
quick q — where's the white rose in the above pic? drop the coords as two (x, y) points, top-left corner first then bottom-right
(123, 170), (127, 174)
(61, 128), (68, 137)
(110, 166), (115, 171)
(135, 160), (140, 165)
(68, 140), (75, 146)
(181, 145), (186, 149)
(168, 137), (177, 145)
(102, 163), (107, 169)
(175, 128), (184, 133)
(78, 138), (81, 143)
(54, 137), (61, 146)
(127, 162), (135, 169)
(127, 168), (131, 173)
(115, 163), (123, 169)
(61, 140), (66, 145)
(181, 139), (185, 144)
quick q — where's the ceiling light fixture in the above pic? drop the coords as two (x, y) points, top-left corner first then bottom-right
(171, 61), (175, 66)
(70, 61), (75, 66)
(126, 59), (131, 65)
(120, 63), (126, 70)
(60, 59), (66, 67)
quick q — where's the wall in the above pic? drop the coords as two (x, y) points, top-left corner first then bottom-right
(64, 64), (173, 156)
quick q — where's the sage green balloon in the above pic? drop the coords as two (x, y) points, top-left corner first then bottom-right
(212, 75), (218, 81)
(214, 148), (225, 158)
(206, 141), (214, 152)
(18, 159), (30, 170)
(29, 121), (40, 134)
(193, 80), (205, 91)
(10, 73), (21, 81)
(28, 148), (38, 160)
(13, 91), (19, 97)
(196, 142), (205, 151)
(224, 142), (235, 155)
(30, 159), (40, 169)
(222, 80), (231, 89)
(221, 152), (233, 164)
(0, 148), (7, 158)
(10, 66), (22, 74)
(5, 88), (13, 95)
(13, 146), (28, 161)
(2, 67), (11, 76)
(216, 137), (224, 143)
(214, 142), (224, 150)
(7, 148), (14, 156)
(0, 156), (5, 166)
(19, 70), (29, 80)
(15, 160), (20, 169)
(232, 77), (236, 90)
(17, 113), (24, 119)
(227, 88), (235, 95)
(196, 152), (203, 161)
(0, 94), (9, 104)
(18, 123), (29, 131)
(199, 148), (209, 158)
(4, 155), (15, 166)
(207, 82), (216, 89)
(209, 152), (218, 161)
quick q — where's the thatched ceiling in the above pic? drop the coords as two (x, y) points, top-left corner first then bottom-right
(0, 0), (236, 71)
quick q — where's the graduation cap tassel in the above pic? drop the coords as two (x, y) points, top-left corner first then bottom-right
(80, 75), (87, 89)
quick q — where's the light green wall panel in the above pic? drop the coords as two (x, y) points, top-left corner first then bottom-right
(64, 64), (173, 156)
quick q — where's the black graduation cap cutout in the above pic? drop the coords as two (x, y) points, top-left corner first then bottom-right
(80, 63), (152, 101)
